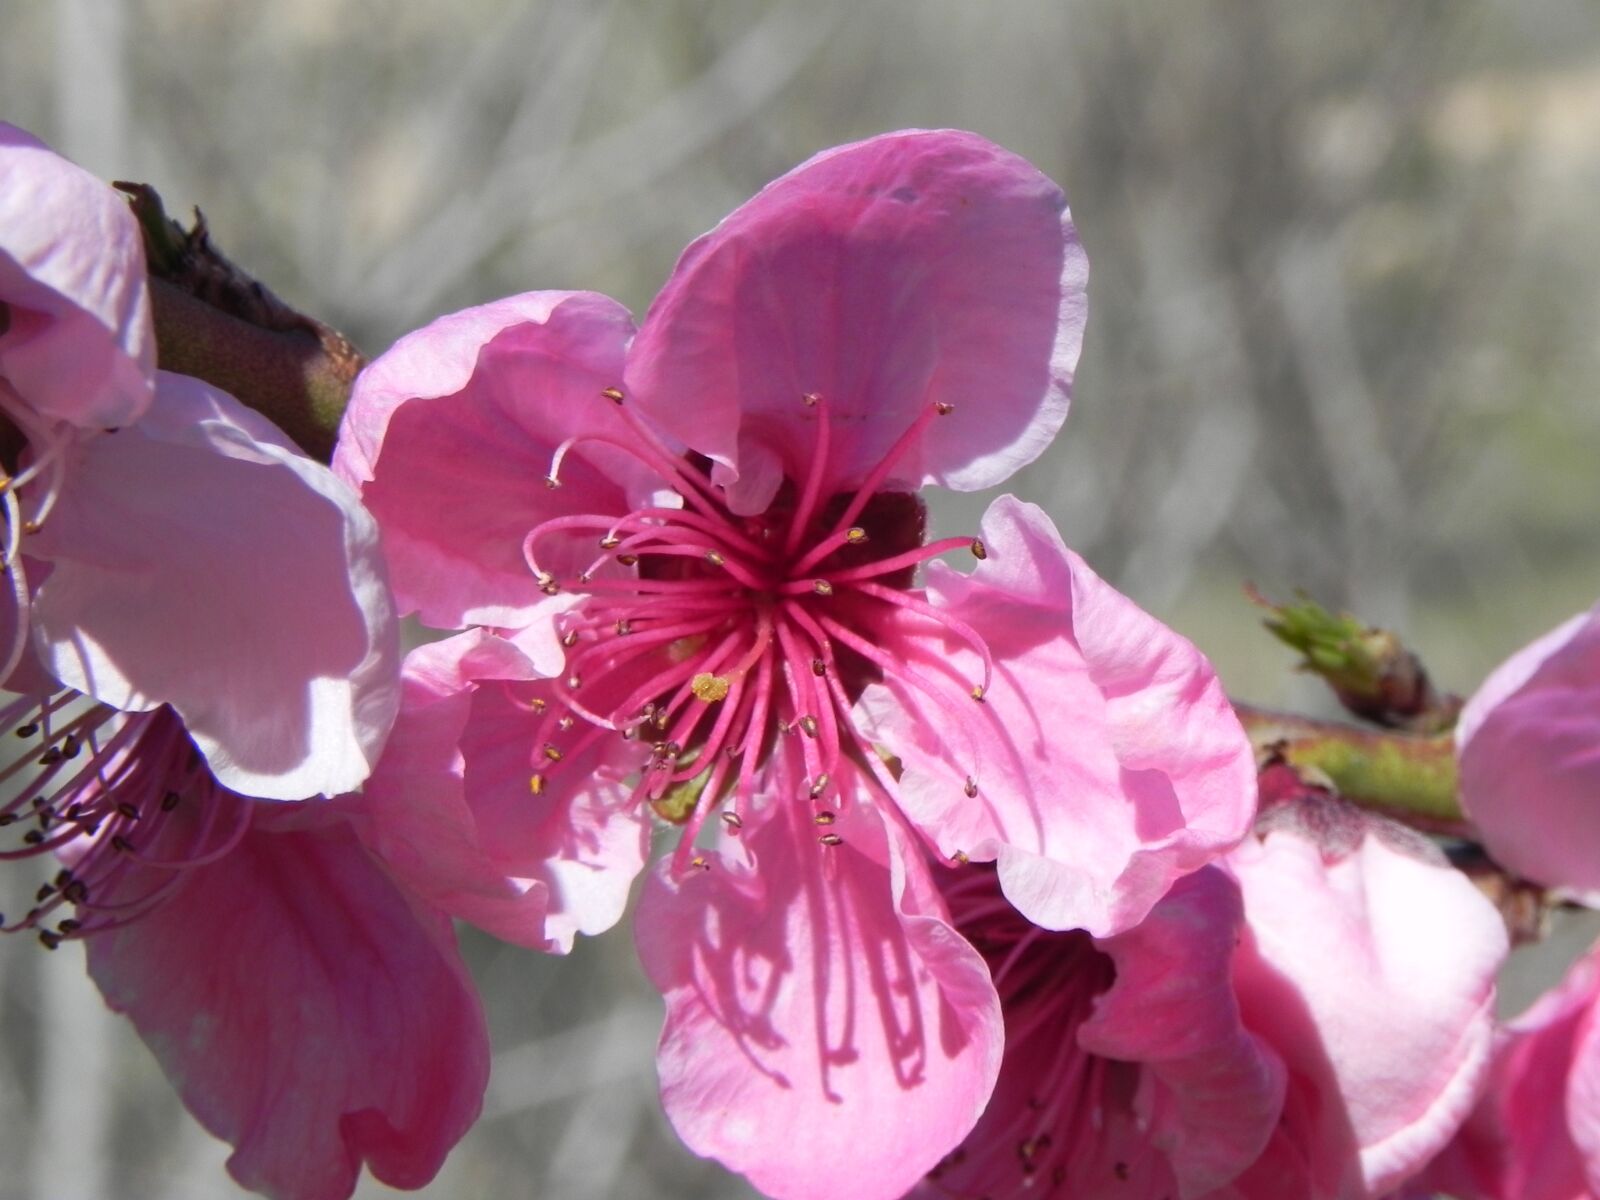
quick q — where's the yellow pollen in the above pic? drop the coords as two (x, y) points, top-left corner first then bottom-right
(970, 685), (986, 702)
(530, 697), (547, 714)
(954, 850), (970, 864)
(690, 855), (710, 871)
(691, 673), (731, 703)
(542, 744), (564, 762)
(846, 527), (867, 544)
(530, 773), (547, 795)
(808, 774), (830, 799)
(819, 833), (844, 847)
(970, 538), (987, 560)
(798, 715), (819, 738)
(812, 579), (834, 596)
(813, 810), (837, 825)
(601, 386), (625, 404)
(706, 550), (726, 566)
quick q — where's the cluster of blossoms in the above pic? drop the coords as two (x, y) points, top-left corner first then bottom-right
(4, 119), (1600, 1200)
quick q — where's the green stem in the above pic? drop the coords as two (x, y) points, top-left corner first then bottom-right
(1234, 702), (1467, 834)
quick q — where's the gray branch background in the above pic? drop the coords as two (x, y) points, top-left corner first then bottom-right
(4, 1), (1600, 1196)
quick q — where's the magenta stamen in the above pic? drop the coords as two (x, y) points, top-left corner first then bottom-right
(807, 536), (978, 587)
(817, 402), (945, 544)
(783, 396), (833, 556)
(852, 581), (994, 692)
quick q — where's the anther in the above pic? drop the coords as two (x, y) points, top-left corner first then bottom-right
(0, 814), (15, 827)
(802, 392), (821, 407)
(798, 715), (819, 738)
(813, 810), (837, 825)
(35, 884), (54, 902)
(811, 580), (833, 596)
(543, 476), (561, 490)
(566, 675), (582, 690)
(162, 791), (181, 811)
(970, 538), (987, 560)
(964, 777), (979, 798)
(576, 572), (593, 585)
(38, 747), (62, 766)
(617, 554), (639, 567)
(110, 835), (134, 853)
(691, 673), (731, 703)
(808, 774), (830, 799)
(541, 581), (561, 596)
(935, 402), (955, 415)
(600, 535), (621, 549)
(811, 658), (826, 676)
(970, 685), (986, 702)
(845, 527), (867, 544)
(557, 715), (575, 731)
(38, 931), (61, 951)
(530, 697), (547, 714)
(562, 630), (580, 647)
(953, 850), (970, 864)
(15, 722), (37, 738)
(116, 802), (141, 820)
(530, 773), (547, 795)
(705, 550), (726, 567)
(601, 387), (625, 404)
(57, 919), (80, 935)
(63, 880), (89, 903)
(818, 833), (844, 847)
(542, 744), (564, 762)
(720, 811), (743, 831)
(690, 855), (711, 871)
(615, 619), (634, 636)
(22, 830), (44, 845)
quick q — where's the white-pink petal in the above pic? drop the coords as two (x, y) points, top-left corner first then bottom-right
(0, 122), (153, 427)
(30, 371), (399, 800)
(866, 494), (1256, 937)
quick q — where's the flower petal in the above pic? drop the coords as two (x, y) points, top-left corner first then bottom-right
(29, 371), (399, 800)
(1082, 867), (1287, 1194)
(635, 791), (1002, 1200)
(335, 290), (663, 629)
(1223, 823), (1508, 1198)
(626, 129), (1087, 514)
(864, 495), (1255, 936)
(85, 811), (489, 1200)
(1456, 603), (1600, 893)
(0, 122), (153, 427)
(354, 627), (650, 952)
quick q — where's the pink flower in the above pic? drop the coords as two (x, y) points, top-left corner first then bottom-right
(914, 865), (1286, 1199)
(1408, 940), (1600, 1200)
(1456, 601), (1600, 895)
(915, 784), (1509, 1200)
(339, 130), (1257, 1197)
(2, 126), (484, 1200)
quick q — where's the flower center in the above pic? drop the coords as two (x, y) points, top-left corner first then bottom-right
(0, 693), (249, 948)
(930, 867), (1124, 1196)
(524, 390), (993, 873)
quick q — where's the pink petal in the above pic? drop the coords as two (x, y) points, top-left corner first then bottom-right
(865, 494), (1255, 936)
(1223, 824), (1508, 1198)
(85, 810), (488, 1200)
(0, 122), (153, 427)
(354, 628), (650, 952)
(635, 790), (1003, 1200)
(626, 129), (1088, 515)
(334, 290), (663, 629)
(1456, 603), (1600, 893)
(29, 371), (399, 800)
(1082, 867), (1287, 1194)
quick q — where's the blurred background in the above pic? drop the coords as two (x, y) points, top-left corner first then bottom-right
(3, 0), (1600, 1195)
